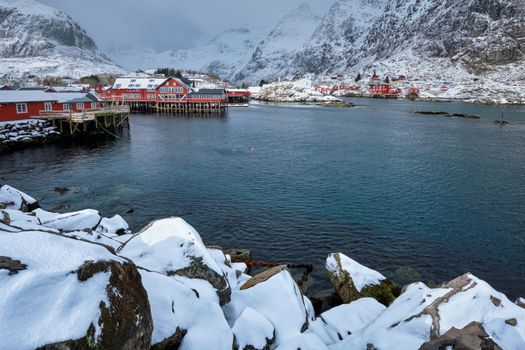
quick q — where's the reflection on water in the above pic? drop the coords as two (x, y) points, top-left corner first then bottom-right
(1, 99), (524, 298)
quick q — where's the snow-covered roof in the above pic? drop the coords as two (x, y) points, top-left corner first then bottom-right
(0, 90), (56, 103)
(47, 86), (85, 92)
(113, 78), (167, 90)
(47, 92), (99, 103)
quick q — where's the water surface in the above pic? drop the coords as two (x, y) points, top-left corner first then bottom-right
(2, 98), (524, 298)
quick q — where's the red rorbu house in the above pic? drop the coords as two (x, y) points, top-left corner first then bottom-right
(97, 77), (228, 112)
(0, 91), (102, 121)
(0, 91), (56, 121)
(225, 89), (250, 104)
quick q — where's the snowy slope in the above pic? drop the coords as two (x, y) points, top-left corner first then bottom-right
(0, 0), (124, 78)
(109, 27), (266, 80)
(234, 2), (321, 84)
(290, 0), (525, 82)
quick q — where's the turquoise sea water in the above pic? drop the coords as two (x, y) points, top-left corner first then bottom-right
(2, 99), (524, 298)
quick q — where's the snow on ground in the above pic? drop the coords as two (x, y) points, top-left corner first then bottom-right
(326, 253), (386, 292)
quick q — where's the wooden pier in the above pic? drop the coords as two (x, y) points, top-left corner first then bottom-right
(106, 100), (228, 114)
(34, 106), (130, 136)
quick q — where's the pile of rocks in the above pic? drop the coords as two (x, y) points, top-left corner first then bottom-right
(1, 184), (524, 350)
(0, 119), (60, 152)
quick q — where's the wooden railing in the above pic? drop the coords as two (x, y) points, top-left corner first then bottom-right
(37, 105), (130, 121)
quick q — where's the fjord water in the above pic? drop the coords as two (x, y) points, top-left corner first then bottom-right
(1, 99), (524, 298)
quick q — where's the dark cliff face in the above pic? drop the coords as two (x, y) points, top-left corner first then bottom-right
(291, 0), (525, 76)
(0, 3), (98, 58)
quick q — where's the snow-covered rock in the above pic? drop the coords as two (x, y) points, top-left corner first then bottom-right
(326, 252), (396, 305)
(275, 333), (328, 350)
(329, 273), (525, 350)
(0, 120), (60, 152)
(41, 209), (101, 231)
(225, 266), (313, 347)
(0, 184), (38, 211)
(0, 229), (152, 350)
(118, 217), (231, 305)
(254, 79), (342, 103)
(310, 298), (386, 345)
(139, 269), (234, 350)
(232, 307), (275, 350)
(95, 214), (129, 236)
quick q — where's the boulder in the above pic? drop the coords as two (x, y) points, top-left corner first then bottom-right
(309, 298), (385, 345)
(517, 297), (525, 309)
(419, 321), (502, 350)
(40, 209), (102, 232)
(118, 217), (231, 305)
(274, 333), (328, 350)
(0, 185), (39, 212)
(329, 273), (525, 350)
(232, 307), (275, 350)
(140, 269), (234, 350)
(326, 253), (397, 305)
(0, 230), (152, 350)
(225, 266), (313, 347)
(95, 215), (130, 236)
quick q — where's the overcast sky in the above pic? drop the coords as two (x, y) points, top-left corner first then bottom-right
(39, 0), (333, 52)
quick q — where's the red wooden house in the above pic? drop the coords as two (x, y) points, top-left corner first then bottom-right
(0, 91), (102, 121)
(97, 77), (227, 104)
(0, 91), (56, 121)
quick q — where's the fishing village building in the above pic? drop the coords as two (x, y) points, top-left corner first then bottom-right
(97, 77), (228, 113)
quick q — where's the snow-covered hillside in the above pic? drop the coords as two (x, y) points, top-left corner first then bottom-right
(0, 0), (124, 78)
(289, 0), (525, 82)
(109, 27), (266, 80)
(234, 2), (321, 84)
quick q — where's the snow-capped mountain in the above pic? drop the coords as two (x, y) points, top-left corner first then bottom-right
(234, 2), (321, 84)
(289, 0), (525, 81)
(0, 0), (124, 78)
(109, 27), (267, 80)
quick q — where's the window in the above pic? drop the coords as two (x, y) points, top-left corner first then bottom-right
(44, 102), (52, 111)
(16, 103), (27, 114)
(76, 103), (84, 110)
(115, 84), (121, 89)
(130, 79), (136, 83)
(63, 104), (70, 111)
(91, 102), (97, 109)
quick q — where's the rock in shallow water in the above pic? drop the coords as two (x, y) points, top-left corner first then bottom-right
(326, 252), (397, 305)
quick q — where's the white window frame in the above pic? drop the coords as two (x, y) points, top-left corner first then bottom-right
(91, 102), (97, 109)
(76, 103), (84, 110)
(63, 103), (70, 111)
(44, 102), (52, 111)
(16, 103), (28, 114)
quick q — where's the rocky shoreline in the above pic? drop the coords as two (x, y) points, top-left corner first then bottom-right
(1, 184), (524, 350)
(0, 120), (61, 153)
